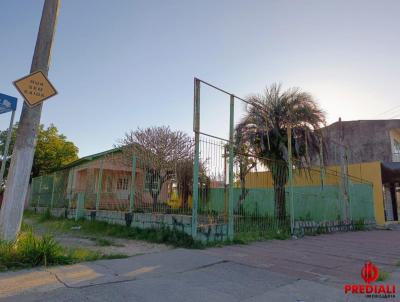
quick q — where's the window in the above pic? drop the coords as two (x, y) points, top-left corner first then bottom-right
(144, 172), (160, 192)
(105, 176), (113, 192)
(394, 139), (400, 154)
(117, 177), (129, 190)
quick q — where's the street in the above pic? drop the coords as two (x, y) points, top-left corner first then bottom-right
(1, 229), (399, 302)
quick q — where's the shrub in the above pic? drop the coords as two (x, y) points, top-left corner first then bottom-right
(0, 231), (119, 271)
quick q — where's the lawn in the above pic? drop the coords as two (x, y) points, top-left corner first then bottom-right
(23, 210), (204, 249)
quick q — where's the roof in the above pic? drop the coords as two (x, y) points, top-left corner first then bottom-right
(60, 147), (122, 170)
(325, 119), (400, 129)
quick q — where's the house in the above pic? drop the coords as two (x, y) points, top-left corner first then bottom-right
(320, 119), (400, 225)
(31, 148), (174, 211)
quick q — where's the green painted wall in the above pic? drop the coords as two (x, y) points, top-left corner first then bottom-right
(202, 183), (375, 221)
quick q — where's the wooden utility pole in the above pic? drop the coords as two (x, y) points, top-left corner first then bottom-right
(0, 0), (60, 241)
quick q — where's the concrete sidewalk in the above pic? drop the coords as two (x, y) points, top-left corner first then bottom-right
(1, 230), (399, 302)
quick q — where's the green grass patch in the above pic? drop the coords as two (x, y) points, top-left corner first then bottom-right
(27, 211), (205, 249)
(0, 230), (126, 272)
(377, 270), (391, 282)
(89, 237), (114, 246)
(233, 228), (291, 244)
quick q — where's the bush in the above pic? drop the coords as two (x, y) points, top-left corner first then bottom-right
(0, 231), (109, 271)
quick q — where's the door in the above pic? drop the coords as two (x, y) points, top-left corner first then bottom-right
(116, 176), (129, 200)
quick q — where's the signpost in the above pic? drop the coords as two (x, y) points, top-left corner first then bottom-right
(0, 93), (17, 185)
(13, 70), (57, 107)
(0, 0), (60, 242)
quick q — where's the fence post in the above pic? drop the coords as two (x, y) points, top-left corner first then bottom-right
(37, 175), (43, 208)
(227, 95), (235, 240)
(75, 192), (85, 221)
(67, 168), (74, 210)
(191, 78), (200, 239)
(50, 173), (56, 209)
(96, 160), (104, 211)
(287, 127), (294, 235)
(130, 155), (136, 212)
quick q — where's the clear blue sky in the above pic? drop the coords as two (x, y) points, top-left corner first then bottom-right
(1, 0), (400, 157)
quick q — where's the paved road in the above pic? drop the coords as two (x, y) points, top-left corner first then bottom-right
(1, 229), (399, 302)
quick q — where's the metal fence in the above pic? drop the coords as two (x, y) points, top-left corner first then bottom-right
(29, 78), (376, 242)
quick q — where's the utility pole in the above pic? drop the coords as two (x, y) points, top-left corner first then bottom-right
(0, 0), (61, 241)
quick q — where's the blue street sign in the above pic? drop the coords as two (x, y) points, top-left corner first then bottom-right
(0, 93), (17, 114)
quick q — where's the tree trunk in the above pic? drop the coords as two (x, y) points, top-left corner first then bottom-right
(273, 182), (286, 220)
(271, 162), (288, 223)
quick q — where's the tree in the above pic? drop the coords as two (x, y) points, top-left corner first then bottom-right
(119, 126), (194, 208)
(233, 125), (257, 207)
(236, 84), (326, 221)
(0, 123), (79, 183)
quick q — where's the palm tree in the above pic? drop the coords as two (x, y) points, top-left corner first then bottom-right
(235, 84), (326, 221)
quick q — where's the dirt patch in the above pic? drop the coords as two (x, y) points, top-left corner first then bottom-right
(23, 218), (171, 257)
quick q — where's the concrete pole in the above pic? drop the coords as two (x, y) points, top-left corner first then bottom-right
(287, 127), (294, 235)
(191, 78), (200, 238)
(227, 95), (235, 240)
(0, 0), (61, 241)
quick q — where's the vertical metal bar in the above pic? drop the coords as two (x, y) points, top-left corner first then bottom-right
(319, 137), (325, 188)
(227, 95), (235, 240)
(76, 192), (85, 221)
(67, 167), (75, 210)
(130, 155), (136, 212)
(95, 160), (104, 211)
(191, 78), (200, 238)
(50, 172), (56, 209)
(287, 127), (294, 235)
(37, 175), (43, 208)
(0, 110), (15, 185)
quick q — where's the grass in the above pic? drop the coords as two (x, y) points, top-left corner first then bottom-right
(233, 228), (291, 244)
(396, 260), (400, 267)
(0, 229), (126, 272)
(89, 237), (114, 246)
(377, 270), (391, 282)
(26, 211), (205, 249)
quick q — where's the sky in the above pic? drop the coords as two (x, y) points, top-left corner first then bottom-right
(1, 0), (400, 157)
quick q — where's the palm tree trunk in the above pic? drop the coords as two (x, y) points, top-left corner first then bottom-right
(271, 162), (288, 222)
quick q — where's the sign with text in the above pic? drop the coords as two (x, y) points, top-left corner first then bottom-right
(13, 70), (57, 107)
(0, 93), (17, 114)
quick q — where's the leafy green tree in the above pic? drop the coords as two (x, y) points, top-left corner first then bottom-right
(0, 123), (78, 180)
(236, 84), (326, 220)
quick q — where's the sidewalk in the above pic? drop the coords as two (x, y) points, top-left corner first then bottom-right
(1, 230), (399, 302)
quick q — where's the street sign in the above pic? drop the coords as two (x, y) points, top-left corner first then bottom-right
(0, 93), (17, 114)
(13, 70), (57, 107)
(0, 93), (17, 185)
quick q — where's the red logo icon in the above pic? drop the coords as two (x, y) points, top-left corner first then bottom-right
(361, 261), (379, 283)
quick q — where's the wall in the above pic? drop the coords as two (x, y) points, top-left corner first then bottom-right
(243, 161), (384, 225)
(204, 184), (375, 222)
(322, 120), (400, 165)
(32, 206), (228, 243)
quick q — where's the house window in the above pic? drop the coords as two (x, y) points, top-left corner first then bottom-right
(144, 172), (160, 192)
(394, 139), (400, 154)
(105, 176), (113, 192)
(117, 177), (129, 190)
